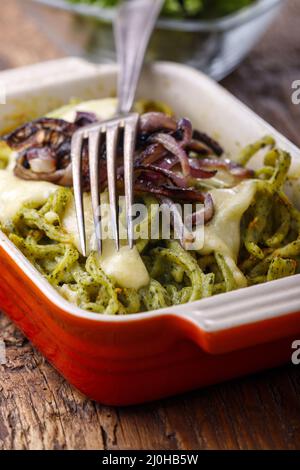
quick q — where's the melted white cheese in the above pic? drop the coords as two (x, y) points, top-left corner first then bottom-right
(62, 193), (150, 289)
(201, 180), (256, 259)
(50, 98), (118, 123)
(0, 170), (57, 223)
(199, 180), (257, 287)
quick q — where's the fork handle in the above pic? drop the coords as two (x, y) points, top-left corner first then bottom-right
(115, 0), (164, 114)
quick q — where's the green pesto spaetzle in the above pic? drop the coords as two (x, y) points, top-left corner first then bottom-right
(3, 134), (300, 315)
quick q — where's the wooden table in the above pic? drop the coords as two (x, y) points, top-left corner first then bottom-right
(1, 0), (300, 451)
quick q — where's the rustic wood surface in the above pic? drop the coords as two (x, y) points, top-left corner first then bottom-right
(1, 0), (300, 451)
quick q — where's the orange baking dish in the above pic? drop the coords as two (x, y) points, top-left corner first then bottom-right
(0, 58), (300, 405)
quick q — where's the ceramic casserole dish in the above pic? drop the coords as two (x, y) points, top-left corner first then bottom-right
(0, 58), (300, 405)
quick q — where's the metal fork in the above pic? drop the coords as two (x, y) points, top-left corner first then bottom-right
(71, 0), (163, 257)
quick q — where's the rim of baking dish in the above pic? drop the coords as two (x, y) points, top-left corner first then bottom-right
(1, 58), (300, 331)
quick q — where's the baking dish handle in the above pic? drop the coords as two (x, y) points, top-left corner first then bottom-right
(182, 274), (300, 333)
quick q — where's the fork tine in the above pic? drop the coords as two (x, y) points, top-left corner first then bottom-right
(89, 129), (102, 254)
(123, 113), (139, 249)
(106, 123), (120, 251)
(71, 131), (86, 257)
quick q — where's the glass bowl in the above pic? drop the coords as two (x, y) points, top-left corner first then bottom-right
(26, 0), (282, 80)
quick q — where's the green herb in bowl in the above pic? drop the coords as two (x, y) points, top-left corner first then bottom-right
(30, 0), (280, 79)
(67, 0), (256, 19)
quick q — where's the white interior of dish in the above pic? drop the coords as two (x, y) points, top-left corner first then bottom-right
(1, 57), (300, 331)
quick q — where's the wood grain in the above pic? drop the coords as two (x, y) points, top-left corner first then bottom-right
(1, 0), (300, 451)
